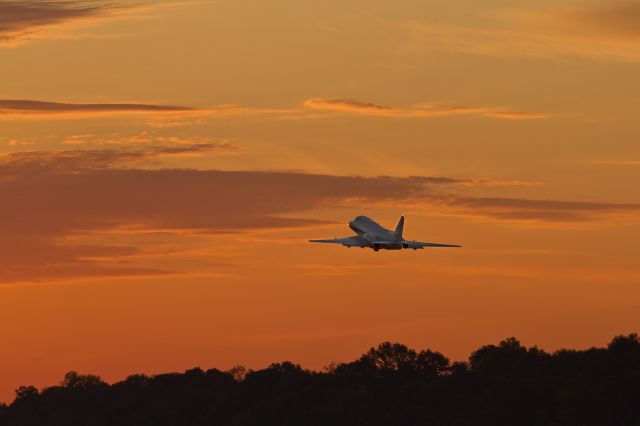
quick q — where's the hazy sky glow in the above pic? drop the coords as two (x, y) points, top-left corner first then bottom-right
(1, 0), (639, 402)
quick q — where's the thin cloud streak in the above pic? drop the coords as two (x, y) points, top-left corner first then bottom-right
(304, 98), (547, 120)
(0, 98), (546, 121)
(58, 133), (241, 159)
(0, 99), (195, 119)
(588, 160), (640, 167)
(436, 195), (640, 222)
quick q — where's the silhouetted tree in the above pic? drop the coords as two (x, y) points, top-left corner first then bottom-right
(2, 334), (640, 426)
(416, 349), (450, 377)
(13, 386), (38, 402)
(361, 342), (418, 373)
(227, 365), (248, 382)
(61, 371), (106, 389)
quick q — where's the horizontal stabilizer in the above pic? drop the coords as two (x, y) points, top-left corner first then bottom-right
(309, 236), (367, 247)
(403, 241), (461, 249)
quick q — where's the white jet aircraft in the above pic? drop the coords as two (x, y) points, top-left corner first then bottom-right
(309, 215), (461, 251)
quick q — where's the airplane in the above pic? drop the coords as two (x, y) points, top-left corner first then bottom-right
(309, 215), (461, 251)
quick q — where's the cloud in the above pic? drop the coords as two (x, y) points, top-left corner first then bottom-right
(0, 1), (134, 47)
(438, 195), (640, 222)
(480, 111), (548, 120)
(403, 176), (541, 187)
(303, 98), (547, 120)
(402, 2), (640, 62)
(0, 99), (195, 119)
(0, 140), (237, 171)
(92, 133), (241, 155)
(303, 99), (395, 116)
(61, 134), (96, 145)
(0, 148), (640, 283)
(588, 160), (640, 167)
(0, 151), (429, 283)
(1, 149), (637, 283)
(0, 98), (546, 122)
(0, 237), (164, 284)
(560, 2), (640, 39)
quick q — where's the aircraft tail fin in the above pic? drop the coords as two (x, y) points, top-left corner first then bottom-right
(394, 215), (404, 239)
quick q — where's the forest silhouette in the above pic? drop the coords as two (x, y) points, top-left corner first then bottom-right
(1, 334), (639, 426)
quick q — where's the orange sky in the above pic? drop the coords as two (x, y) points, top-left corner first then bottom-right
(1, 0), (639, 403)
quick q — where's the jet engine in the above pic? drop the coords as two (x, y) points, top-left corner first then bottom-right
(403, 241), (423, 250)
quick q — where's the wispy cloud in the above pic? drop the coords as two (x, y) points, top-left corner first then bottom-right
(558, 2), (640, 40)
(61, 131), (240, 155)
(0, 140), (237, 171)
(303, 99), (394, 116)
(303, 98), (547, 120)
(435, 195), (640, 222)
(410, 177), (542, 188)
(402, 1), (640, 62)
(0, 0), (138, 47)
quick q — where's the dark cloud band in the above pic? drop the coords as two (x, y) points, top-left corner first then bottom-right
(0, 99), (194, 114)
(0, 150), (637, 283)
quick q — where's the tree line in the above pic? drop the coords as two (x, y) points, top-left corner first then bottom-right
(1, 334), (639, 425)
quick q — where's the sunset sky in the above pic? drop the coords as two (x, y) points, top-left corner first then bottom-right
(1, 0), (640, 402)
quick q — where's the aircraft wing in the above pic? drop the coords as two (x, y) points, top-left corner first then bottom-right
(403, 241), (461, 249)
(309, 236), (367, 247)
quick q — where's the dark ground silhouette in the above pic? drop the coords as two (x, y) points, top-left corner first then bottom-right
(1, 334), (639, 426)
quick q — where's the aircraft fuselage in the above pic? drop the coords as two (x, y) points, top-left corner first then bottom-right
(349, 216), (403, 250)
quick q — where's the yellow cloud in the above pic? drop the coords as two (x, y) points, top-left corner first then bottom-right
(304, 98), (547, 120)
